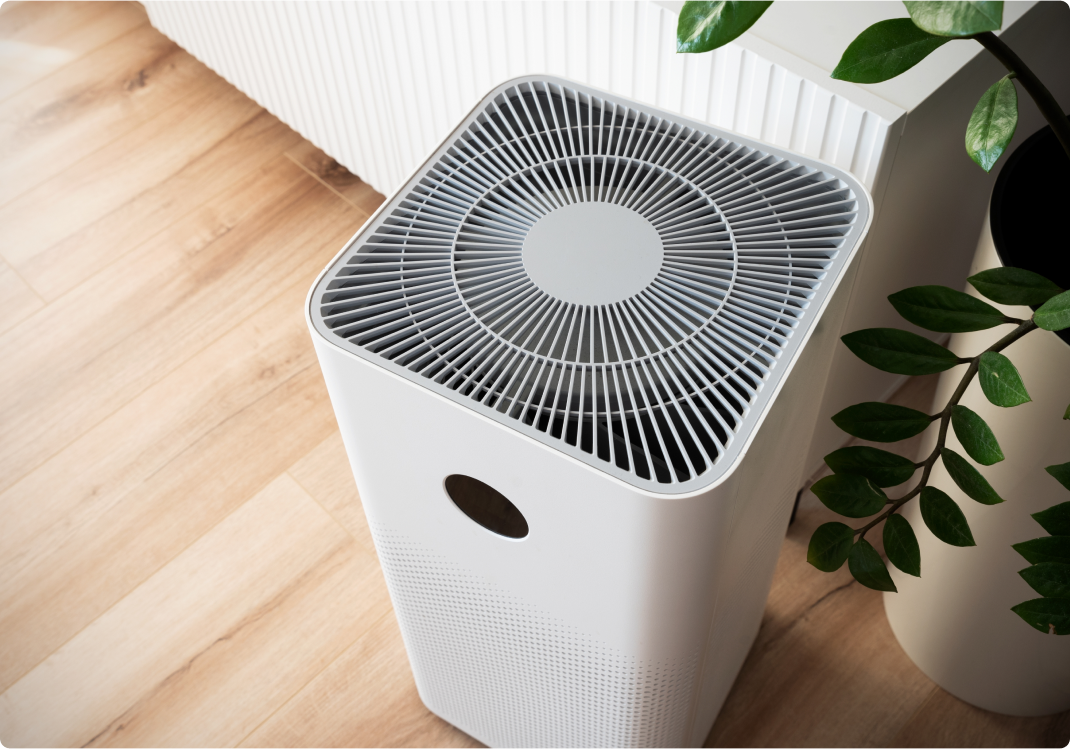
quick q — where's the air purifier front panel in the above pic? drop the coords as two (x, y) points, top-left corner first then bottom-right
(308, 75), (871, 747)
(315, 337), (726, 745)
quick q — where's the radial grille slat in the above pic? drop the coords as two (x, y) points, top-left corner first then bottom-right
(313, 77), (868, 492)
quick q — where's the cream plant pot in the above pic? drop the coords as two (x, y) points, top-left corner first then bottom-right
(882, 210), (1070, 716)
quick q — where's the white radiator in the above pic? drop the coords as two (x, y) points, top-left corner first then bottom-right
(144, 1), (893, 196)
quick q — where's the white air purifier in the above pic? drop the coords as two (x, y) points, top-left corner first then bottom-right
(307, 75), (872, 748)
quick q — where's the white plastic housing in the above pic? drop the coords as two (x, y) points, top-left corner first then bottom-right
(308, 75), (871, 746)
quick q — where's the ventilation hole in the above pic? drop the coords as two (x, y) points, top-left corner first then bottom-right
(444, 475), (529, 539)
(372, 525), (699, 747)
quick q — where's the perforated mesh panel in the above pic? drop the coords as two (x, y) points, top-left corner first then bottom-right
(373, 527), (699, 748)
(312, 76), (868, 492)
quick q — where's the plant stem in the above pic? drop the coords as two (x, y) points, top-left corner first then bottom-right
(973, 31), (1070, 162)
(854, 318), (1038, 540)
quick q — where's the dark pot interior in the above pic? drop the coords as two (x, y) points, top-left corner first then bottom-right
(990, 119), (1070, 345)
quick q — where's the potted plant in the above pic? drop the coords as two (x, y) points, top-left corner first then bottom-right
(678, 0), (1070, 715)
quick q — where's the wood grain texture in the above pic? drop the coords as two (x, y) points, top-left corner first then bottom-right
(288, 432), (376, 557)
(286, 140), (385, 216)
(0, 257), (42, 335)
(0, 2), (146, 102)
(0, 24), (219, 209)
(21, 108), (307, 300)
(0, 281), (339, 692)
(0, 156), (356, 495)
(0, 474), (391, 748)
(0, 66), (264, 299)
(240, 612), (482, 749)
(891, 687), (1070, 748)
(0, 4), (1065, 747)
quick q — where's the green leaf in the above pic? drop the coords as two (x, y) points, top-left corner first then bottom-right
(978, 351), (1031, 407)
(884, 514), (922, 577)
(889, 286), (1007, 332)
(832, 402), (933, 442)
(811, 474), (888, 518)
(848, 539), (897, 592)
(950, 405), (1004, 465)
(965, 75), (1018, 172)
(920, 486), (976, 547)
(967, 267), (1063, 306)
(830, 18), (951, 83)
(904, 1), (1003, 37)
(676, 1), (773, 53)
(841, 328), (960, 375)
(1011, 597), (1070, 635)
(941, 447), (1003, 504)
(1065, 402), (1070, 420)
(824, 446), (917, 487)
(1019, 562), (1070, 599)
(1033, 500), (1070, 535)
(1046, 464), (1070, 493)
(807, 522), (856, 572)
(1013, 536), (1070, 565)
(1035, 289), (1070, 331)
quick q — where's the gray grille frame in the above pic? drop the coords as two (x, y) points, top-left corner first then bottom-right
(309, 75), (872, 495)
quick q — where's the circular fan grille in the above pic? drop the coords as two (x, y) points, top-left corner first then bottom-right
(317, 79), (861, 488)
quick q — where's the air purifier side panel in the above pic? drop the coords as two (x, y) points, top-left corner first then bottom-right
(685, 253), (862, 744)
(313, 337), (738, 746)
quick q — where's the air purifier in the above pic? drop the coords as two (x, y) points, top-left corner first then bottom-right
(307, 75), (872, 747)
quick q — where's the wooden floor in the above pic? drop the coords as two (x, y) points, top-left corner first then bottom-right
(0, 3), (1066, 747)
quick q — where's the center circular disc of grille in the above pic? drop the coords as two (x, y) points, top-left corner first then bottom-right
(521, 202), (664, 306)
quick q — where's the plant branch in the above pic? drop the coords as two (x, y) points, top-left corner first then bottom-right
(973, 31), (1070, 162)
(855, 318), (1038, 539)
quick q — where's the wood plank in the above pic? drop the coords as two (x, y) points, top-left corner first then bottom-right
(0, 474), (393, 748)
(0, 280), (341, 691)
(0, 257), (42, 336)
(891, 688), (1070, 747)
(0, 24), (225, 209)
(0, 59), (264, 300)
(705, 492), (937, 747)
(0, 3), (144, 48)
(288, 432), (376, 556)
(0, 156), (362, 496)
(286, 140), (385, 215)
(22, 108), (308, 301)
(241, 611), (483, 749)
(0, 2), (147, 102)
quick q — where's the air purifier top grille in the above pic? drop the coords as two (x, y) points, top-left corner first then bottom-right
(310, 76), (871, 494)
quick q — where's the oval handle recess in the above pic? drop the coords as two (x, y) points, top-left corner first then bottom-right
(444, 475), (528, 539)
